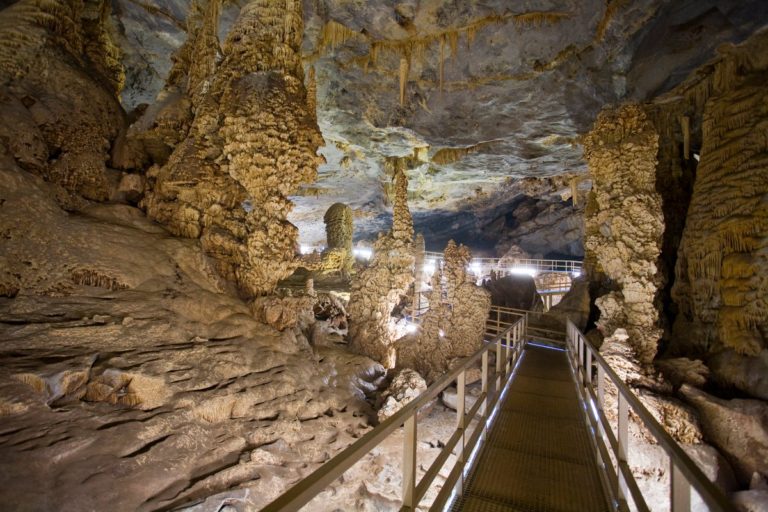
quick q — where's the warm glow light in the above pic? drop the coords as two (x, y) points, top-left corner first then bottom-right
(509, 266), (537, 277)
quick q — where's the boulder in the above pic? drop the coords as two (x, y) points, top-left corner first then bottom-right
(681, 385), (768, 486)
(377, 369), (426, 423)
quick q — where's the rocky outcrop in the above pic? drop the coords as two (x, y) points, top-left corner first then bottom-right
(682, 385), (768, 486)
(583, 103), (663, 365)
(0, 165), (379, 511)
(347, 167), (415, 368)
(142, 0), (324, 297)
(0, 0), (128, 203)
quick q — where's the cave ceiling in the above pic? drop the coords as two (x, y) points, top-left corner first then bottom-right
(113, 0), (768, 250)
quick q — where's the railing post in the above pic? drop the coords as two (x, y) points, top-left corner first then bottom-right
(481, 350), (489, 426)
(671, 462), (691, 512)
(456, 369), (467, 494)
(402, 415), (417, 510)
(505, 329), (511, 374)
(496, 335), (502, 390)
(617, 393), (629, 502)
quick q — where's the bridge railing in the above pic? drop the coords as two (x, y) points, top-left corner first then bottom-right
(565, 320), (736, 512)
(423, 251), (582, 275)
(262, 315), (529, 512)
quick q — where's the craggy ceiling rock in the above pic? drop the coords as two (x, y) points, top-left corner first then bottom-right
(110, 0), (768, 252)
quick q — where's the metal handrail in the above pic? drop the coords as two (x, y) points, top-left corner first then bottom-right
(423, 252), (583, 274)
(565, 320), (736, 512)
(262, 315), (529, 512)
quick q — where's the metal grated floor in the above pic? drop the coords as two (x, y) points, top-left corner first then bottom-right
(452, 345), (610, 512)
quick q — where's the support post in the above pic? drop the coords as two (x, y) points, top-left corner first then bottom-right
(402, 415), (417, 510)
(617, 393), (629, 501)
(671, 462), (691, 512)
(456, 370), (467, 494)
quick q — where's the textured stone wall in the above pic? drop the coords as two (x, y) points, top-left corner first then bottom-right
(142, 0), (323, 297)
(672, 48), (768, 359)
(582, 104), (664, 365)
(0, 0), (127, 203)
(347, 168), (415, 367)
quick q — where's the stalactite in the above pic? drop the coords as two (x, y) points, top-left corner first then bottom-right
(680, 115), (690, 160)
(398, 56), (408, 106)
(438, 35), (445, 92)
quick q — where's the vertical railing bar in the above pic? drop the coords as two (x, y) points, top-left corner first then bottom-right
(402, 415), (417, 510)
(456, 369), (467, 495)
(671, 461), (691, 512)
(618, 393), (629, 502)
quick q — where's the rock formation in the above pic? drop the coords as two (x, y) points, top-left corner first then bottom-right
(582, 103), (664, 366)
(320, 202), (354, 274)
(671, 32), (768, 360)
(397, 241), (491, 381)
(347, 166), (415, 368)
(141, 0), (324, 297)
(0, 0), (128, 203)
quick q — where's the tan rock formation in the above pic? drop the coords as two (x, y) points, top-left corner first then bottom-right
(671, 33), (768, 358)
(582, 103), (663, 365)
(397, 241), (491, 381)
(142, 0), (323, 298)
(347, 167), (415, 367)
(0, 0), (127, 202)
(321, 202), (354, 274)
(376, 368), (426, 422)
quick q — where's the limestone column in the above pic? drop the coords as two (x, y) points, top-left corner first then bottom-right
(582, 104), (663, 365)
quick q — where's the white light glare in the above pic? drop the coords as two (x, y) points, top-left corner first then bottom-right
(300, 245), (313, 255)
(423, 259), (436, 274)
(406, 323), (419, 334)
(353, 247), (373, 260)
(439, 329), (445, 337)
(469, 261), (482, 276)
(572, 270), (582, 278)
(509, 266), (537, 277)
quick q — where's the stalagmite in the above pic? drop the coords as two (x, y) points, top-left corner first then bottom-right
(396, 240), (491, 381)
(347, 167), (415, 367)
(582, 103), (663, 365)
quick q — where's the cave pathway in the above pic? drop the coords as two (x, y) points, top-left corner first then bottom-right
(452, 344), (610, 511)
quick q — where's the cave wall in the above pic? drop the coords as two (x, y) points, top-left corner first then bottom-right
(0, 0), (129, 206)
(670, 32), (768, 362)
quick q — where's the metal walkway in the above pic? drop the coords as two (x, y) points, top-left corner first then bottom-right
(453, 345), (609, 512)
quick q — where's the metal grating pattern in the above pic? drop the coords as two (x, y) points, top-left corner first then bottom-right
(453, 345), (610, 512)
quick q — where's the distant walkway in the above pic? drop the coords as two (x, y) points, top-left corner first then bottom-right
(453, 345), (609, 511)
